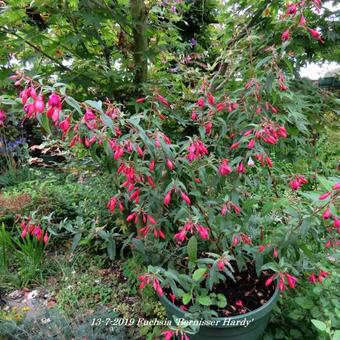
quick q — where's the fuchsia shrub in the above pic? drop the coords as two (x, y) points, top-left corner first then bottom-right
(0, 1), (338, 337)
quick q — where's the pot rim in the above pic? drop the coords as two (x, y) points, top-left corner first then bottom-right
(160, 279), (280, 322)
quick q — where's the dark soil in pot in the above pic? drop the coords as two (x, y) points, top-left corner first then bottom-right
(164, 262), (276, 317)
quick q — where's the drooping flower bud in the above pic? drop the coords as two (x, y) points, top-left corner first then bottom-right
(180, 192), (191, 205)
(319, 192), (331, 200)
(281, 30), (290, 41)
(166, 159), (174, 171)
(322, 207), (331, 220)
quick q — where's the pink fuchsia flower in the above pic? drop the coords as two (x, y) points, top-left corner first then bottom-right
(136, 97), (146, 103)
(24, 103), (36, 119)
(279, 277), (286, 291)
(34, 226), (43, 241)
(325, 239), (332, 248)
(258, 245), (266, 252)
(138, 274), (150, 289)
(333, 218), (340, 228)
(273, 248), (278, 258)
(28, 87), (37, 100)
(318, 271), (328, 282)
(203, 121), (212, 135)
(240, 233), (251, 244)
(308, 28), (322, 41)
(59, 117), (71, 136)
(216, 101), (226, 112)
(156, 94), (170, 107)
(129, 189), (140, 203)
(217, 259), (225, 271)
(243, 129), (253, 137)
(218, 159), (232, 176)
(207, 93), (215, 105)
(195, 225), (209, 240)
(149, 160), (155, 172)
(139, 226), (149, 237)
(308, 273), (317, 284)
(174, 228), (187, 243)
(187, 140), (208, 162)
(191, 110), (197, 120)
(152, 278), (163, 296)
(34, 96), (45, 113)
(48, 93), (62, 108)
(21, 227), (28, 238)
(147, 214), (157, 225)
(332, 183), (340, 190)
(265, 274), (275, 287)
(0, 110), (6, 126)
(289, 175), (308, 190)
(247, 139), (255, 149)
(166, 159), (174, 171)
(43, 231), (49, 244)
(286, 273), (297, 289)
(126, 212), (138, 223)
(162, 330), (174, 340)
(235, 300), (243, 307)
(169, 293), (176, 303)
(196, 98), (205, 107)
(20, 90), (28, 104)
(299, 15), (306, 26)
(230, 141), (240, 149)
(106, 196), (117, 213)
(180, 192), (191, 205)
(232, 235), (240, 246)
(322, 207), (331, 220)
(164, 190), (172, 206)
(319, 192), (331, 200)
(281, 30), (291, 41)
(155, 228), (166, 240)
(286, 3), (298, 16)
(265, 156), (273, 168)
(237, 162), (246, 174)
(221, 204), (228, 216)
(83, 109), (97, 130)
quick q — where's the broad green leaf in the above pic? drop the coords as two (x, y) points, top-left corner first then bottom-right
(187, 236), (197, 262)
(311, 319), (327, 332)
(197, 295), (212, 306)
(193, 268), (207, 281)
(65, 96), (82, 114)
(85, 100), (104, 113)
(71, 232), (82, 252)
(182, 292), (192, 305)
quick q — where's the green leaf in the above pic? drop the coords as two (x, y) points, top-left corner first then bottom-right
(193, 268), (207, 281)
(65, 96), (82, 114)
(332, 330), (340, 340)
(187, 236), (197, 262)
(295, 297), (314, 309)
(71, 232), (82, 252)
(311, 319), (327, 332)
(262, 202), (273, 215)
(317, 175), (333, 192)
(85, 100), (104, 114)
(101, 114), (114, 130)
(36, 113), (51, 134)
(107, 240), (116, 260)
(182, 292), (192, 305)
(216, 294), (227, 308)
(197, 295), (212, 306)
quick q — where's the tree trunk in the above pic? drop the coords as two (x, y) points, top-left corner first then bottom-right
(130, 0), (148, 90)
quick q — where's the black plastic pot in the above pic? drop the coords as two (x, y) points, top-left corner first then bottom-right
(160, 282), (279, 340)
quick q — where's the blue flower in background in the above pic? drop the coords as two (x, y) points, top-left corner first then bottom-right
(189, 38), (197, 47)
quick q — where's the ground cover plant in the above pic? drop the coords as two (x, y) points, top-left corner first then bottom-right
(0, 0), (339, 339)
